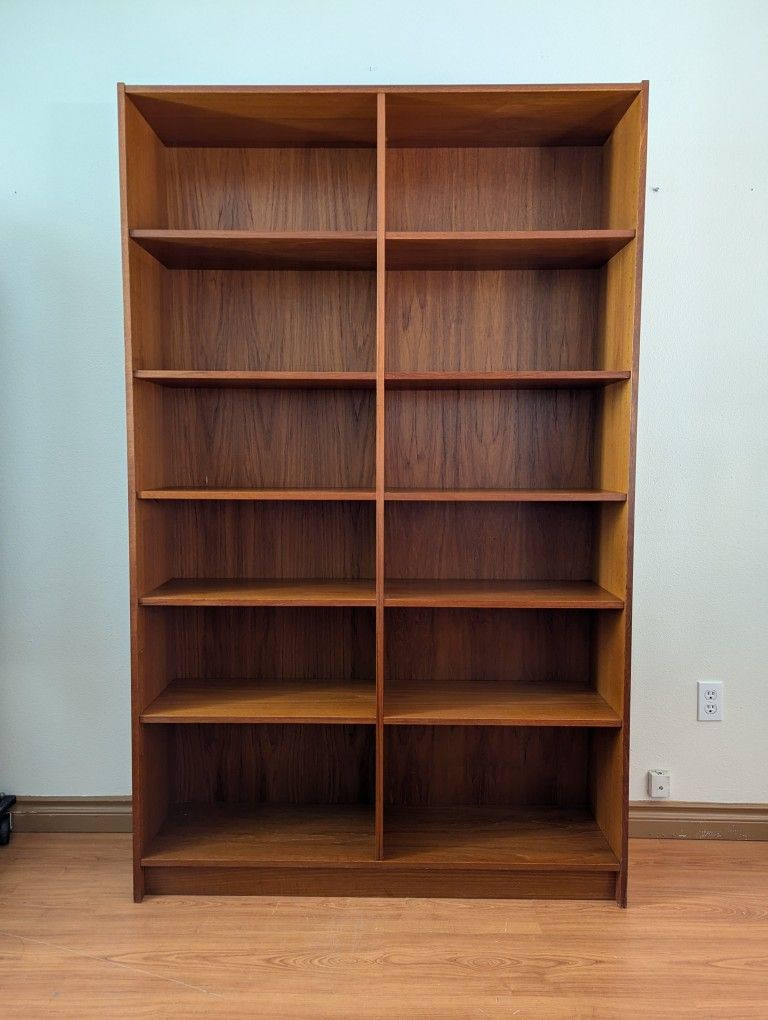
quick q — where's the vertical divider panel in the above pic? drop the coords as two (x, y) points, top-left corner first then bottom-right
(375, 93), (387, 859)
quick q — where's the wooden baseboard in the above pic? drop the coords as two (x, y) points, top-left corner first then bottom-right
(10, 798), (768, 840)
(11, 797), (132, 832)
(629, 801), (768, 840)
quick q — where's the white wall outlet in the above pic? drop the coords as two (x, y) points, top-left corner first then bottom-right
(698, 680), (724, 721)
(648, 769), (671, 798)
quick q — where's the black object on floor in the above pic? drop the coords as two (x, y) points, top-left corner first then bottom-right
(0, 794), (16, 845)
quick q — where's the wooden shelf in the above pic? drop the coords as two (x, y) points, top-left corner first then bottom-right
(384, 681), (621, 727)
(137, 370), (628, 391)
(385, 371), (630, 389)
(141, 487), (627, 503)
(384, 580), (624, 609)
(139, 578), (377, 607)
(142, 804), (375, 867)
(142, 679), (376, 724)
(135, 370), (376, 389)
(139, 487), (376, 501)
(385, 489), (626, 503)
(385, 231), (635, 270)
(385, 807), (620, 871)
(130, 230), (377, 270)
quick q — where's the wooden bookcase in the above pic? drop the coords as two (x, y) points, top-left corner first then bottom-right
(118, 83), (647, 904)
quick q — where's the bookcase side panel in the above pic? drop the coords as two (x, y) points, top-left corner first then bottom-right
(591, 86), (648, 905)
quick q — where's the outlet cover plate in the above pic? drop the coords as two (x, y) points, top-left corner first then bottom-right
(698, 680), (724, 721)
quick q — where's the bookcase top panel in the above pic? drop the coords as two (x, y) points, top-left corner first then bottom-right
(123, 84), (643, 147)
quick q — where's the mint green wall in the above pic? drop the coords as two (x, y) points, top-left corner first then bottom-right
(1, 1), (766, 800)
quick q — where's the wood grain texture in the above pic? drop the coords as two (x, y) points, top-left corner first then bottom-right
(384, 580), (623, 609)
(122, 90), (167, 228)
(142, 805), (617, 871)
(140, 579), (376, 607)
(131, 230), (377, 270)
(131, 557), (172, 878)
(385, 488), (625, 501)
(386, 371), (629, 388)
(159, 606), (375, 684)
(385, 807), (618, 869)
(386, 269), (601, 371)
(164, 148), (375, 230)
(386, 231), (634, 270)
(119, 88), (169, 899)
(143, 804), (375, 865)
(144, 865), (614, 899)
(118, 86), (143, 893)
(139, 487), (376, 501)
(9, 835), (768, 1016)
(171, 724), (373, 805)
(156, 269), (375, 372)
(135, 371), (376, 388)
(385, 608), (593, 684)
(128, 89), (379, 146)
(126, 242), (166, 375)
(386, 389), (596, 489)
(385, 502), (596, 580)
(384, 681), (620, 727)
(120, 84), (647, 901)
(142, 679), (376, 724)
(590, 729), (626, 890)
(592, 87), (648, 904)
(387, 147), (604, 230)
(384, 726), (588, 807)
(374, 92), (387, 860)
(384, 86), (640, 146)
(144, 387), (374, 489)
(136, 501), (374, 580)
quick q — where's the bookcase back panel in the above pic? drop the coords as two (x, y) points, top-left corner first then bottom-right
(139, 502), (374, 580)
(386, 270), (599, 371)
(386, 389), (595, 489)
(152, 387), (375, 488)
(385, 503), (595, 581)
(386, 608), (592, 683)
(162, 607), (375, 681)
(157, 270), (376, 371)
(164, 148), (376, 231)
(387, 147), (603, 231)
(385, 726), (588, 806)
(172, 724), (374, 804)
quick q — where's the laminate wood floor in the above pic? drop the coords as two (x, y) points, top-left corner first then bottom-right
(1, 835), (766, 1018)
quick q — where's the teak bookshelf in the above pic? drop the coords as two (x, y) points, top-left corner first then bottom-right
(118, 83), (647, 904)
